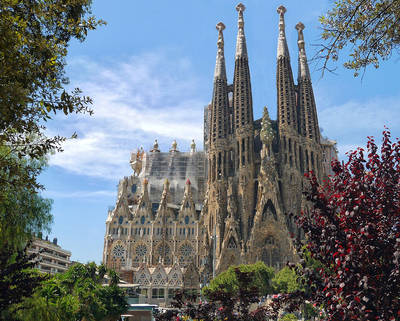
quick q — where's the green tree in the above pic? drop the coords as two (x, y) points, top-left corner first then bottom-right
(203, 261), (275, 298)
(0, 242), (48, 321)
(272, 267), (300, 294)
(0, 147), (53, 249)
(319, 0), (400, 76)
(0, 0), (104, 194)
(16, 262), (128, 321)
(279, 313), (298, 321)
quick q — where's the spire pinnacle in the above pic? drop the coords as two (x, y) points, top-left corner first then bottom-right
(214, 22), (227, 80)
(235, 3), (248, 59)
(277, 5), (289, 59)
(296, 22), (310, 79)
(163, 178), (169, 190)
(295, 22), (305, 50)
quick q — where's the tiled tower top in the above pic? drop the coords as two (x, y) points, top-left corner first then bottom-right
(277, 5), (289, 59)
(296, 22), (310, 79)
(214, 22), (227, 80)
(235, 3), (248, 59)
(296, 22), (320, 142)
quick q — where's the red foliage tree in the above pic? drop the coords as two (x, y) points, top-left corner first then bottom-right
(288, 130), (400, 320)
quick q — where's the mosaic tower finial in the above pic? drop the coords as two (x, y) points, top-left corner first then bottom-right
(277, 5), (289, 58)
(214, 22), (227, 80)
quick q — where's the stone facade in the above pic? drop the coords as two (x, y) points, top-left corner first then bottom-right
(103, 4), (338, 285)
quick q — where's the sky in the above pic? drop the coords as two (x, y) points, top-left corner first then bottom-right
(39, 0), (400, 263)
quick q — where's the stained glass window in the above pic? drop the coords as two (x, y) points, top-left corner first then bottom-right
(112, 244), (125, 258)
(135, 244), (147, 256)
(180, 244), (193, 257)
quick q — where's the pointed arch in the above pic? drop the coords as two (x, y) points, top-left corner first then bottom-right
(262, 199), (277, 221)
(227, 236), (237, 249)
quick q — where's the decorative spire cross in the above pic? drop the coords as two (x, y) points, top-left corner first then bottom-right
(214, 22), (227, 79)
(296, 22), (305, 50)
(235, 3), (248, 59)
(276, 5), (289, 58)
(236, 3), (245, 29)
(216, 22), (225, 49)
(277, 5), (287, 31)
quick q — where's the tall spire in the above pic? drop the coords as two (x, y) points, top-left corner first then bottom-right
(209, 22), (230, 182)
(277, 5), (289, 58)
(210, 22), (229, 144)
(235, 3), (247, 59)
(296, 22), (320, 142)
(233, 3), (253, 131)
(233, 3), (255, 242)
(214, 22), (227, 80)
(276, 5), (298, 132)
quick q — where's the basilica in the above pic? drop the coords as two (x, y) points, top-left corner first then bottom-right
(103, 4), (337, 302)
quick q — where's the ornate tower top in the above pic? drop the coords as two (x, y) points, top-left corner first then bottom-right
(190, 139), (196, 153)
(295, 22), (310, 79)
(214, 22), (227, 80)
(295, 22), (305, 49)
(170, 139), (178, 152)
(235, 3), (247, 59)
(277, 5), (289, 58)
(151, 139), (160, 152)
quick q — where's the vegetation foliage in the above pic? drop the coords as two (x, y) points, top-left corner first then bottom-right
(319, 0), (400, 76)
(0, 0), (104, 194)
(275, 130), (400, 320)
(203, 261), (275, 298)
(0, 242), (48, 320)
(15, 262), (128, 321)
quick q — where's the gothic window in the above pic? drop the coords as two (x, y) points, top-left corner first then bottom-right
(185, 201), (190, 209)
(227, 236), (237, 249)
(265, 236), (275, 245)
(180, 244), (193, 257)
(262, 200), (277, 221)
(152, 203), (159, 214)
(185, 215), (190, 224)
(112, 244), (125, 258)
(140, 215), (145, 224)
(157, 244), (171, 256)
(131, 184), (137, 194)
(118, 216), (123, 225)
(137, 273), (149, 285)
(164, 256), (171, 265)
(135, 244), (147, 257)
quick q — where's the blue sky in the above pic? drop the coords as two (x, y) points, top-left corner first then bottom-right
(39, 0), (400, 263)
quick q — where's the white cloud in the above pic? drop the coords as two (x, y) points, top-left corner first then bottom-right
(318, 96), (400, 159)
(49, 53), (206, 180)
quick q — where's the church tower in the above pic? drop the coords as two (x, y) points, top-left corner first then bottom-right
(276, 6), (303, 216)
(295, 22), (323, 179)
(232, 3), (255, 242)
(206, 22), (231, 266)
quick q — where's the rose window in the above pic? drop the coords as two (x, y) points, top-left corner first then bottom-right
(112, 244), (125, 258)
(179, 244), (193, 257)
(135, 244), (147, 257)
